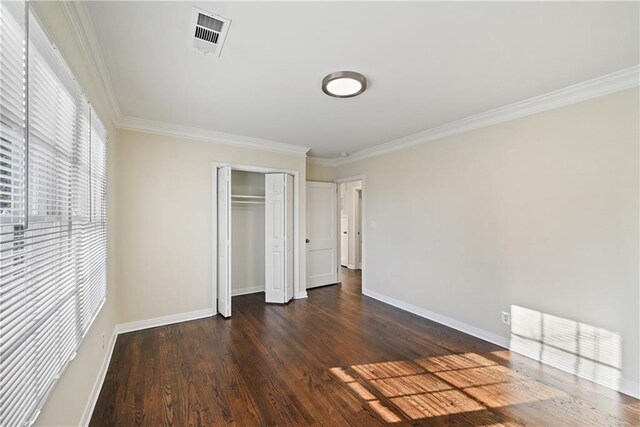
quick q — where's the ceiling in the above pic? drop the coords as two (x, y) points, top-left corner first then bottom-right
(85, 1), (639, 158)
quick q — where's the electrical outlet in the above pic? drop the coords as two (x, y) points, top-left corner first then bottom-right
(101, 334), (105, 350)
(501, 311), (510, 325)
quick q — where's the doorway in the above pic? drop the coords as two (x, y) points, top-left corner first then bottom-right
(336, 176), (365, 292)
(212, 163), (301, 317)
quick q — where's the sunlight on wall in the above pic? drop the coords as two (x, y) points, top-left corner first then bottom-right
(510, 305), (622, 390)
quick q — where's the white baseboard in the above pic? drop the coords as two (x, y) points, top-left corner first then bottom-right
(116, 308), (216, 334)
(81, 327), (118, 426)
(362, 289), (510, 349)
(619, 378), (640, 399)
(232, 285), (264, 296)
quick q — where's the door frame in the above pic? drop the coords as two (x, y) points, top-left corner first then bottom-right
(211, 162), (302, 315)
(334, 175), (366, 293)
(355, 188), (362, 269)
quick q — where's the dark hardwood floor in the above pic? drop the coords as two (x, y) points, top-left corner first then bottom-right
(91, 268), (639, 426)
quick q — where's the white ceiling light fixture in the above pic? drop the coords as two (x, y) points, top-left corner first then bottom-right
(322, 71), (367, 98)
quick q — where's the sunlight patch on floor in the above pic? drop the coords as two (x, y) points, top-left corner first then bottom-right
(370, 373), (450, 397)
(434, 365), (527, 388)
(329, 367), (404, 423)
(390, 389), (486, 418)
(351, 360), (424, 380)
(414, 352), (498, 373)
(464, 379), (566, 408)
(367, 400), (402, 423)
(331, 352), (569, 424)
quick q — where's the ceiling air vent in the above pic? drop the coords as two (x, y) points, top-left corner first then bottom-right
(190, 7), (231, 57)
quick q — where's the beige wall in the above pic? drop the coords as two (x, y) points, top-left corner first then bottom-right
(116, 130), (307, 323)
(306, 161), (335, 182)
(334, 88), (640, 393)
(32, 2), (119, 426)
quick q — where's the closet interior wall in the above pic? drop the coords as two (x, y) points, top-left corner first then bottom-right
(231, 170), (266, 296)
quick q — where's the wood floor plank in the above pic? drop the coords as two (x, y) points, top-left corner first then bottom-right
(90, 268), (639, 426)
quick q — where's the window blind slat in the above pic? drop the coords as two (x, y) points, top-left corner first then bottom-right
(0, 2), (108, 425)
(0, 0), (26, 231)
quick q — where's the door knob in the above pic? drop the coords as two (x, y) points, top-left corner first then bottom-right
(305, 239), (310, 243)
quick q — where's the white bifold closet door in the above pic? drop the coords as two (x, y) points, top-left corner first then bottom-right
(217, 166), (232, 317)
(265, 173), (294, 303)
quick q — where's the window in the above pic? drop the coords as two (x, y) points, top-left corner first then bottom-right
(0, 2), (108, 425)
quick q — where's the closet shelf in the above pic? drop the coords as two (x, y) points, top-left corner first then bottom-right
(232, 200), (265, 205)
(232, 195), (265, 199)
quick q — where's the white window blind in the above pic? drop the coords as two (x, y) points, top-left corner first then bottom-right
(0, 2), (108, 425)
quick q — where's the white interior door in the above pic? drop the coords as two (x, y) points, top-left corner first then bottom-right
(356, 189), (362, 269)
(265, 173), (293, 303)
(340, 216), (349, 266)
(217, 167), (232, 317)
(284, 174), (294, 302)
(306, 181), (338, 288)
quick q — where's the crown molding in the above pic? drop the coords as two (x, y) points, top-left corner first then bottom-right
(60, 1), (121, 126)
(118, 115), (311, 157)
(309, 65), (640, 167)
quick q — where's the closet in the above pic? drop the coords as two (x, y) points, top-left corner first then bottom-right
(216, 166), (294, 317)
(231, 171), (266, 297)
